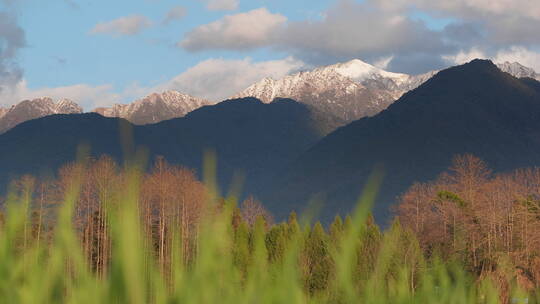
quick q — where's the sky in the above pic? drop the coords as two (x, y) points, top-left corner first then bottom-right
(0, 0), (539, 109)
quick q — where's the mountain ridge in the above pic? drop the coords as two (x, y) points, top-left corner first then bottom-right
(264, 59), (540, 222)
(1, 59), (538, 134)
(0, 97), (337, 205)
(0, 90), (212, 134)
(93, 90), (212, 125)
(0, 97), (83, 134)
(232, 58), (537, 126)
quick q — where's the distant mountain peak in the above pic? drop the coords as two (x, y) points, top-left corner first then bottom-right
(55, 98), (83, 113)
(324, 58), (410, 84)
(233, 57), (540, 130)
(0, 97), (83, 134)
(93, 90), (212, 125)
(497, 61), (540, 80)
(232, 58), (434, 124)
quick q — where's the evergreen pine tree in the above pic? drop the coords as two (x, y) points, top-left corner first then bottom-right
(287, 211), (300, 238)
(251, 215), (268, 262)
(303, 222), (333, 295)
(329, 215), (344, 248)
(265, 224), (287, 264)
(233, 221), (250, 277)
(355, 214), (382, 286)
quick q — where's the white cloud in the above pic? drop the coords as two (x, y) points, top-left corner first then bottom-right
(180, 8), (287, 51)
(278, 2), (443, 57)
(157, 57), (305, 101)
(373, 56), (394, 70)
(278, 2), (449, 63)
(90, 15), (152, 36)
(164, 6), (187, 24)
(204, 0), (239, 11)
(442, 48), (487, 65)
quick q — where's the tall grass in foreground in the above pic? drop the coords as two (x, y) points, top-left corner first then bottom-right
(0, 156), (534, 303)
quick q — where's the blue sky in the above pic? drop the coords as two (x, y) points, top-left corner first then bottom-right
(1, 0), (539, 109)
(16, 0), (334, 91)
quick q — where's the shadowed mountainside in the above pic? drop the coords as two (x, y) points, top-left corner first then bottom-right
(0, 97), (340, 201)
(265, 60), (540, 222)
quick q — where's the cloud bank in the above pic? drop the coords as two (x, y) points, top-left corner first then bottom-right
(178, 0), (540, 74)
(0, 57), (305, 109)
(0, 10), (26, 95)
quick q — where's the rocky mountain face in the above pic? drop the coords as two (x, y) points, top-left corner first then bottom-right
(232, 59), (437, 123)
(94, 90), (212, 125)
(497, 61), (540, 81)
(0, 90), (212, 134)
(0, 97), (82, 134)
(265, 60), (540, 222)
(233, 70), (395, 122)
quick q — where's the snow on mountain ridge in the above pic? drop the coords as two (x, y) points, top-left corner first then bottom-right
(232, 58), (426, 123)
(233, 58), (540, 126)
(324, 59), (410, 85)
(233, 58), (432, 104)
(497, 62), (540, 81)
(0, 97), (83, 134)
(55, 98), (84, 114)
(94, 90), (212, 125)
(232, 62), (402, 123)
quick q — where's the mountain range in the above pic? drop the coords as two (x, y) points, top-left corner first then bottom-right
(0, 97), (82, 134)
(1, 59), (540, 223)
(265, 59), (540, 222)
(0, 91), (209, 134)
(232, 59), (436, 123)
(1, 60), (537, 135)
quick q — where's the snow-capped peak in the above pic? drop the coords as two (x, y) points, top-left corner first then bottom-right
(0, 97), (84, 133)
(497, 62), (540, 81)
(323, 59), (410, 85)
(54, 98), (83, 114)
(231, 58), (418, 123)
(94, 90), (212, 125)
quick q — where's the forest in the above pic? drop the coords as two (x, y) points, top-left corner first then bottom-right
(0, 153), (538, 303)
